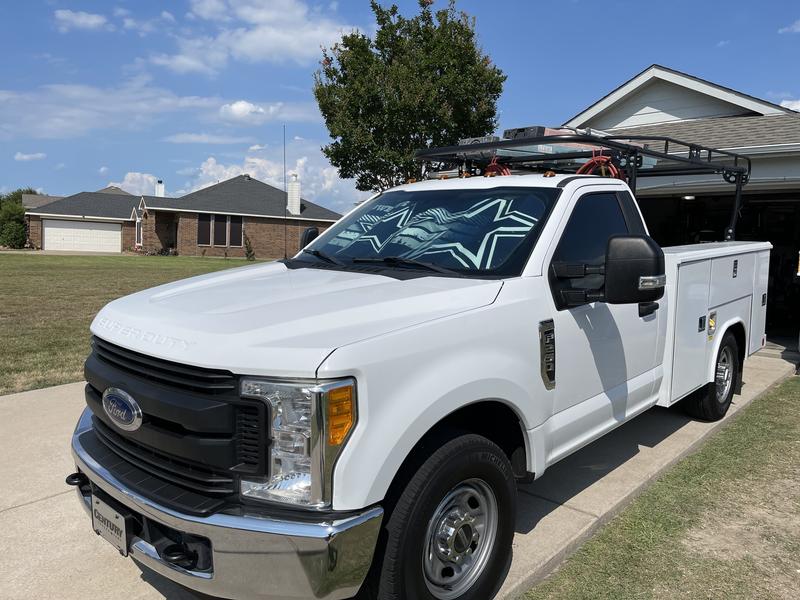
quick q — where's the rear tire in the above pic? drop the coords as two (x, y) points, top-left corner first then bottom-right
(684, 331), (739, 421)
(359, 433), (516, 600)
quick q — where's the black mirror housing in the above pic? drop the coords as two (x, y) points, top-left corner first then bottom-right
(300, 226), (319, 248)
(604, 235), (665, 304)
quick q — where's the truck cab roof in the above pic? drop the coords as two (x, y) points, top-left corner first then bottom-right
(389, 173), (621, 193)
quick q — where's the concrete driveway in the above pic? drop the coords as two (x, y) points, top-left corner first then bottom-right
(0, 354), (794, 600)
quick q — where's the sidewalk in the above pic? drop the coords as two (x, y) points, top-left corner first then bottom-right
(0, 353), (794, 600)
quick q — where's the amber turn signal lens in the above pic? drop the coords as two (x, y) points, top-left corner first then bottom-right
(327, 385), (354, 446)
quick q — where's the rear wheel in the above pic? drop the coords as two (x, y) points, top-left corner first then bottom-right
(684, 331), (739, 421)
(360, 433), (516, 600)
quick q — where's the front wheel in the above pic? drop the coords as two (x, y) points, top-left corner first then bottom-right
(363, 433), (516, 600)
(684, 331), (740, 421)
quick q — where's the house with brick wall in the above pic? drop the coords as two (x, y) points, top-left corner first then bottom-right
(26, 175), (341, 256)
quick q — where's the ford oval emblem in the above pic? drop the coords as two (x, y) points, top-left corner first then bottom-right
(102, 388), (143, 432)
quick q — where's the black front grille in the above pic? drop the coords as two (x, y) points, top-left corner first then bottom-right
(93, 417), (235, 496)
(92, 336), (236, 394)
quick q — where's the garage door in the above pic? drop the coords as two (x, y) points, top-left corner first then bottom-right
(43, 219), (122, 253)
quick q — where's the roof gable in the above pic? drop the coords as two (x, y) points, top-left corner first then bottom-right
(565, 64), (793, 130)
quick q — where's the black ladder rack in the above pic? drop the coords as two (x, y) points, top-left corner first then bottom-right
(414, 133), (752, 240)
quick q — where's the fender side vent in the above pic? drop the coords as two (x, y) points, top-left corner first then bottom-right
(539, 320), (556, 390)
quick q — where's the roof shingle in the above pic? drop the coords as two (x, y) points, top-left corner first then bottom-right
(143, 175), (341, 221)
(28, 192), (139, 220)
(611, 113), (800, 151)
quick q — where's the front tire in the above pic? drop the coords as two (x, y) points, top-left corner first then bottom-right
(364, 433), (516, 600)
(684, 331), (739, 421)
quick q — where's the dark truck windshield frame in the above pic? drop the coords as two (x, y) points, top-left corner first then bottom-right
(293, 186), (561, 278)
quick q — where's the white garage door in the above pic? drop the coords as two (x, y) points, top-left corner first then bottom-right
(43, 219), (122, 253)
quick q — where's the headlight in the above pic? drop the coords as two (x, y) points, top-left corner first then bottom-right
(239, 378), (356, 508)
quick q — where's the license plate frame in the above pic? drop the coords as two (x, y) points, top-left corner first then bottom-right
(91, 493), (133, 556)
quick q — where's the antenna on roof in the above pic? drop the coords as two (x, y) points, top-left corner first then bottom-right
(283, 124), (287, 260)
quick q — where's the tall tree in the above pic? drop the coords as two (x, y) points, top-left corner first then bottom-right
(314, 0), (506, 192)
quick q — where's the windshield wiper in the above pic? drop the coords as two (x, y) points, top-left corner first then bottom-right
(302, 248), (345, 266)
(351, 256), (465, 277)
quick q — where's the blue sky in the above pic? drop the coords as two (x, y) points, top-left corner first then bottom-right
(1, 0), (799, 212)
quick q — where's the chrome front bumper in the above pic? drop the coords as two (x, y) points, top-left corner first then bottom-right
(71, 408), (383, 600)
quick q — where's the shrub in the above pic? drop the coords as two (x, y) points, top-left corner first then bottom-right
(244, 232), (256, 261)
(0, 221), (26, 248)
(0, 197), (25, 227)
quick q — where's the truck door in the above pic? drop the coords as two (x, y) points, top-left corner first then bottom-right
(545, 189), (661, 463)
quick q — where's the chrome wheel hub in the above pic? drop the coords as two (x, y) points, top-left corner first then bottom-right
(423, 478), (498, 599)
(435, 509), (478, 563)
(716, 346), (733, 403)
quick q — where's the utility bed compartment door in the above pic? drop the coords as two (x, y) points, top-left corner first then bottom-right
(709, 253), (754, 308)
(749, 250), (770, 355)
(671, 260), (712, 402)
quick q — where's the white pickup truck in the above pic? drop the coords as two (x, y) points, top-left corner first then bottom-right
(68, 171), (770, 600)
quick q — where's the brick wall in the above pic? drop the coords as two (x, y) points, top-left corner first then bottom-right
(141, 211), (157, 249)
(174, 212), (333, 259)
(27, 215), (42, 249)
(122, 221), (136, 251)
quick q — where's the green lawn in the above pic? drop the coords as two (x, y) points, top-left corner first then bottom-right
(526, 376), (800, 600)
(0, 253), (255, 396)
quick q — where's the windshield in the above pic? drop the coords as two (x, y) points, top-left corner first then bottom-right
(302, 186), (560, 277)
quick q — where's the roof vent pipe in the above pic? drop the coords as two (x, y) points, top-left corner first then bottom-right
(287, 173), (301, 215)
(155, 179), (165, 197)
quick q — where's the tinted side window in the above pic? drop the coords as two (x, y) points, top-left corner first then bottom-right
(197, 214), (211, 246)
(551, 192), (629, 308)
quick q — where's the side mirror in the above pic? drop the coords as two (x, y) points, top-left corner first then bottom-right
(300, 226), (319, 248)
(604, 234), (665, 304)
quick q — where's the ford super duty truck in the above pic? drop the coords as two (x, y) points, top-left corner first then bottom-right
(67, 132), (770, 600)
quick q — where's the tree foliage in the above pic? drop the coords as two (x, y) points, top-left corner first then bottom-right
(314, 0), (506, 191)
(0, 188), (35, 248)
(243, 231), (256, 261)
(0, 221), (26, 248)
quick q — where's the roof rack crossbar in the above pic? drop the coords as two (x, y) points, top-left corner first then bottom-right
(414, 133), (752, 181)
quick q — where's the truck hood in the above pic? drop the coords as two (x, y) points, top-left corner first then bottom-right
(91, 262), (503, 377)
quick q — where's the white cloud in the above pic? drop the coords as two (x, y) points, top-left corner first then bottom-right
(98, 166), (109, 174)
(14, 151), (46, 161)
(120, 10), (177, 36)
(248, 144), (267, 151)
(55, 162), (66, 170)
(109, 172), (160, 196)
(220, 100), (270, 123)
(218, 99), (318, 124)
(54, 9), (112, 33)
(778, 20), (800, 34)
(716, 40), (730, 47)
(163, 132), (255, 144)
(152, 0), (356, 75)
(189, 0), (232, 21)
(0, 75), (220, 140)
(781, 99), (800, 111)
